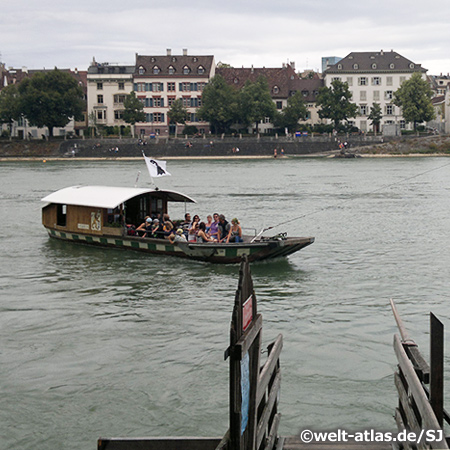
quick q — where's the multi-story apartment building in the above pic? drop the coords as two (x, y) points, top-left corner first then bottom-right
(133, 49), (215, 136)
(87, 59), (135, 133)
(324, 50), (427, 132)
(217, 63), (324, 133)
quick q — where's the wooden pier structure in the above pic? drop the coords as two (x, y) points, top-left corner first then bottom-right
(98, 259), (449, 450)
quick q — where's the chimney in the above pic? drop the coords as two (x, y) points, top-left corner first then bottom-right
(183, 48), (188, 56)
(167, 48), (172, 56)
(380, 49), (384, 55)
(291, 61), (295, 71)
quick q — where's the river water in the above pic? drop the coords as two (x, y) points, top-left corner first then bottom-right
(1, 156), (450, 449)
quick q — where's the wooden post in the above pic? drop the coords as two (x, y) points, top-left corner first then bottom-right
(430, 312), (444, 427)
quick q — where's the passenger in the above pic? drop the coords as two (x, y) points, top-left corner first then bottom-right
(188, 215), (200, 242)
(197, 222), (217, 243)
(226, 218), (243, 243)
(209, 213), (220, 241)
(169, 228), (187, 244)
(181, 213), (191, 237)
(151, 219), (163, 238)
(136, 216), (152, 237)
(163, 221), (175, 239)
(163, 213), (174, 229)
(217, 214), (231, 243)
(205, 215), (213, 234)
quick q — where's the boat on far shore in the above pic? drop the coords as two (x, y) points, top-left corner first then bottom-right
(41, 185), (314, 263)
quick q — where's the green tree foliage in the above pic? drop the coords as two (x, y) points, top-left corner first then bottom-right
(0, 84), (21, 131)
(393, 72), (435, 129)
(239, 76), (277, 133)
(316, 79), (358, 129)
(198, 74), (238, 134)
(274, 91), (308, 132)
(17, 69), (85, 137)
(168, 98), (189, 136)
(123, 91), (146, 126)
(368, 103), (382, 133)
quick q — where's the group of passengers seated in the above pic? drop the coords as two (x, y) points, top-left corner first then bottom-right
(133, 212), (243, 244)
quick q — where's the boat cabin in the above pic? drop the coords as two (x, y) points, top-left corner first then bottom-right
(41, 185), (196, 237)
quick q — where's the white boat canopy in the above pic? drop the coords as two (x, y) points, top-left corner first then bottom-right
(41, 185), (196, 209)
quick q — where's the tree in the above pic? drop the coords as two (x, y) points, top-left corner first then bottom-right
(0, 84), (21, 134)
(123, 92), (146, 128)
(393, 72), (435, 129)
(239, 76), (277, 133)
(368, 103), (382, 133)
(316, 79), (358, 129)
(167, 99), (189, 136)
(274, 91), (308, 132)
(198, 74), (238, 134)
(17, 69), (85, 137)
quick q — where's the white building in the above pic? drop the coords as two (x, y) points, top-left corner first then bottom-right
(86, 59), (135, 134)
(324, 50), (427, 132)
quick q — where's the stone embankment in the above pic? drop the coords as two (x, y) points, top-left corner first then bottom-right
(0, 135), (449, 159)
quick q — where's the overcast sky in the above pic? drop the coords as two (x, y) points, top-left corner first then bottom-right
(2, 0), (450, 75)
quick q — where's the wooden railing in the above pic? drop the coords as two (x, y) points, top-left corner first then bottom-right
(219, 256), (282, 450)
(391, 299), (449, 450)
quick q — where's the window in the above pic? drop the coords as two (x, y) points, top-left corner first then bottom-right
(346, 77), (353, 86)
(168, 96), (176, 107)
(197, 66), (205, 75)
(152, 82), (163, 92)
(153, 112), (164, 123)
(360, 105), (367, 115)
(198, 82), (206, 91)
(337, 64), (342, 70)
(97, 94), (103, 104)
(118, 82), (124, 90)
(183, 65), (190, 75)
(153, 66), (160, 74)
(353, 63), (359, 69)
(373, 91), (380, 101)
(182, 97), (190, 107)
(371, 63), (377, 69)
(400, 76), (406, 84)
(400, 120), (406, 129)
(114, 94), (126, 104)
(386, 77), (393, 86)
(181, 82), (191, 92)
(276, 101), (283, 109)
(372, 77), (381, 85)
(409, 63), (415, 69)
(168, 66), (175, 75)
(96, 110), (105, 120)
(385, 90), (393, 100)
(97, 82), (103, 90)
(138, 66), (145, 75)
(360, 91), (366, 101)
(136, 83), (145, 92)
(358, 77), (367, 86)
(114, 110), (124, 120)
(386, 105), (394, 115)
(389, 63), (395, 69)
(57, 204), (67, 227)
(153, 97), (163, 107)
(167, 82), (176, 92)
(302, 90), (309, 97)
(331, 77), (341, 82)
(273, 86), (279, 94)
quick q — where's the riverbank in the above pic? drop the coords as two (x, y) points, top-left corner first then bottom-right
(0, 135), (449, 160)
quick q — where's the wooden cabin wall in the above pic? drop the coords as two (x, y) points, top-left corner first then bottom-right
(42, 204), (107, 235)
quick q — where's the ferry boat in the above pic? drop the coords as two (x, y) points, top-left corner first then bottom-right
(41, 185), (314, 263)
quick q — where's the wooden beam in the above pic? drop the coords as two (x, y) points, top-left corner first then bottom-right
(430, 313), (444, 427)
(97, 437), (223, 450)
(257, 335), (283, 405)
(233, 314), (263, 360)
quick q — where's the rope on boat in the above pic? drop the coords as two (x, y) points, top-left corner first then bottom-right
(264, 159), (450, 233)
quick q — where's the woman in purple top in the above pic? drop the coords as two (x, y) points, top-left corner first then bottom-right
(209, 213), (220, 241)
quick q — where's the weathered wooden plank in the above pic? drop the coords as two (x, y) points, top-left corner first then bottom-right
(394, 371), (422, 436)
(97, 437), (222, 450)
(390, 298), (415, 345)
(406, 345), (430, 384)
(264, 412), (281, 450)
(256, 370), (281, 450)
(233, 314), (263, 360)
(257, 335), (283, 405)
(430, 313), (444, 427)
(394, 407), (412, 450)
(394, 334), (445, 436)
(215, 430), (230, 450)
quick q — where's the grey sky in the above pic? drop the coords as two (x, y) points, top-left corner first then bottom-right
(2, 0), (450, 75)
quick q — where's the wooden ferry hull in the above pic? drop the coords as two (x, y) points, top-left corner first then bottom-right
(44, 227), (314, 264)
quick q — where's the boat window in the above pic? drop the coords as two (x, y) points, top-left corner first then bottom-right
(57, 204), (67, 227)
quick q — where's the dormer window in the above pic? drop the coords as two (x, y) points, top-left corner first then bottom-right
(233, 77), (239, 84)
(353, 63), (359, 70)
(168, 65), (175, 75)
(197, 66), (205, 75)
(138, 66), (145, 75)
(302, 90), (309, 97)
(409, 63), (415, 69)
(390, 63), (395, 69)
(151, 57), (156, 63)
(153, 66), (160, 74)
(372, 63), (377, 69)
(337, 64), (342, 70)
(192, 57), (198, 63)
(183, 65), (190, 75)
(273, 85), (279, 94)
(171, 57), (177, 62)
